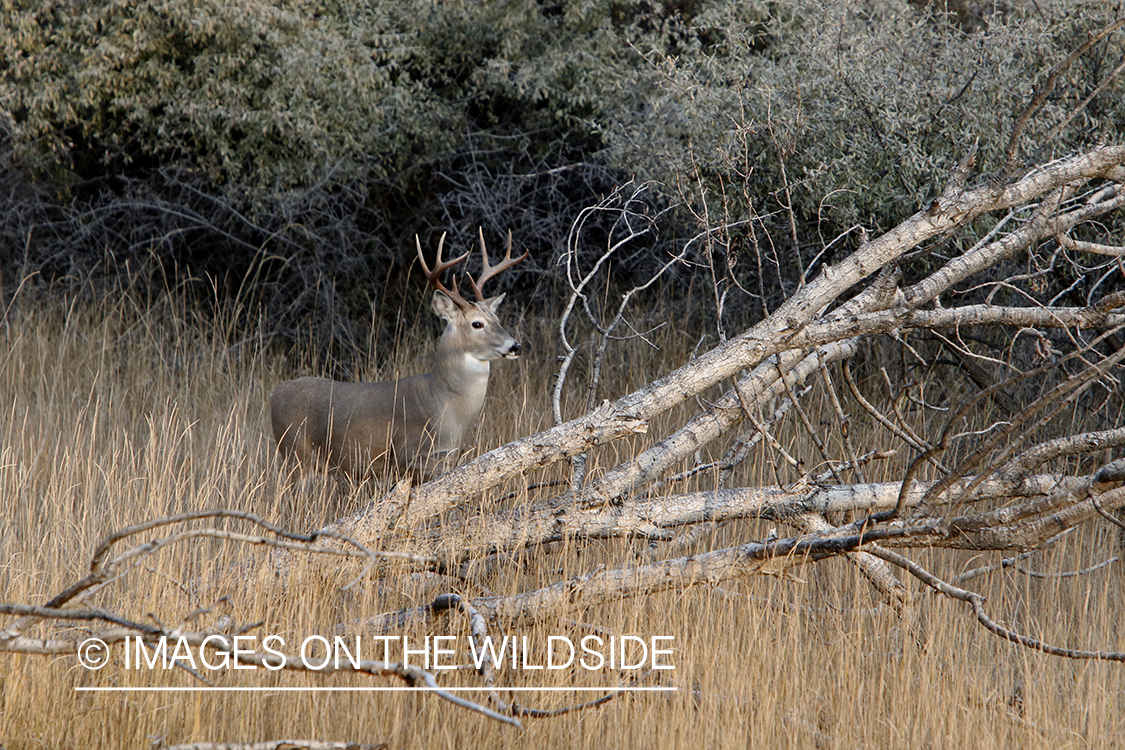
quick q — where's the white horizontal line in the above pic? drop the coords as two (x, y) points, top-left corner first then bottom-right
(76, 686), (677, 693)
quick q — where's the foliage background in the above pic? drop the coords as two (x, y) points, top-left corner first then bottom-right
(2, 0), (1123, 355)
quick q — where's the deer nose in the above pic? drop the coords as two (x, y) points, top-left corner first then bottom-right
(507, 342), (523, 358)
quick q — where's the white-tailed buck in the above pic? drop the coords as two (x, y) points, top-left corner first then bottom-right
(270, 230), (527, 479)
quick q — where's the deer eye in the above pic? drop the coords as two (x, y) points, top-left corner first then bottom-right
(472, 321), (485, 329)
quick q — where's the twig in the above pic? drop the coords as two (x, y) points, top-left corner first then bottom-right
(869, 546), (1125, 661)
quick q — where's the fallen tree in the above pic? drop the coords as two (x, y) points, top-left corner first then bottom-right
(300, 140), (1125, 557)
(325, 142), (1125, 538)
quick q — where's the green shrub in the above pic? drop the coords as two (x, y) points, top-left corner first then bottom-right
(1, 0), (459, 186)
(6, 0), (1116, 215)
(2, 0), (1122, 343)
(601, 0), (1125, 235)
(0, 0), (668, 189)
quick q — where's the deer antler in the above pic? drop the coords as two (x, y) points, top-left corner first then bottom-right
(468, 228), (530, 301)
(417, 233), (473, 310)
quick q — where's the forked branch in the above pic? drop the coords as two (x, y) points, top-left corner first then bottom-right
(0, 512), (518, 728)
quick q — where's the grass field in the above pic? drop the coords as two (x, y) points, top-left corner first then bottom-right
(3, 286), (1124, 749)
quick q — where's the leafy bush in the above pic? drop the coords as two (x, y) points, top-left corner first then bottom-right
(2, 0), (450, 186)
(0, 0), (664, 189)
(1, 0), (1122, 347)
(602, 0), (1125, 244)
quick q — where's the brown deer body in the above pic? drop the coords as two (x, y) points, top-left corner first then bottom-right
(270, 231), (526, 478)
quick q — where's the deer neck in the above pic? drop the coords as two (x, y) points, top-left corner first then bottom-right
(432, 343), (491, 407)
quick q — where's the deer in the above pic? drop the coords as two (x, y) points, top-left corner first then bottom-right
(269, 229), (527, 480)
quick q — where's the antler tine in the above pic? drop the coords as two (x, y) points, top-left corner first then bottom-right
(469, 228), (530, 301)
(416, 233), (472, 309)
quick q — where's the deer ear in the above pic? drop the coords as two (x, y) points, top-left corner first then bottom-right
(483, 293), (506, 313)
(431, 290), (460, 320)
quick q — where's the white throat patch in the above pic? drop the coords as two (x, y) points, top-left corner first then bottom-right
(463, 353), (492, 376)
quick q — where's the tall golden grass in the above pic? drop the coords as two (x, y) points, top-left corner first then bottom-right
(2, 284), (1124, 749)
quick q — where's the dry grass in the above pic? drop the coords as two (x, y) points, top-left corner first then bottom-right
(3, 287), (1125, 750)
